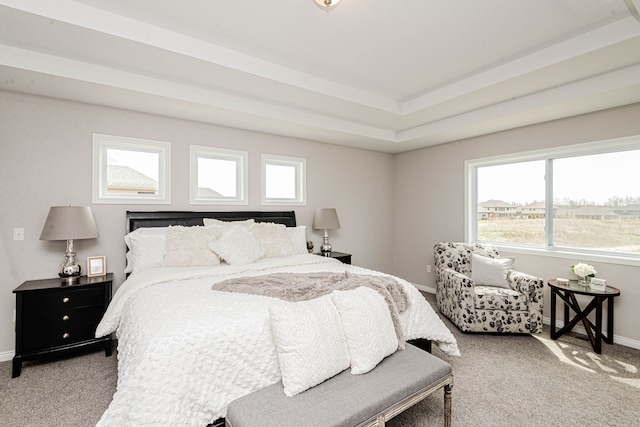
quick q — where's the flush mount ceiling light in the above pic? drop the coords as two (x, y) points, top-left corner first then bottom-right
(314, 0), (342, 11)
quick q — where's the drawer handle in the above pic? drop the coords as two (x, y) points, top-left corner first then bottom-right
(62, 315), (70, 321)
(62, 297), (70, 303)
(62, 333), (70, 339)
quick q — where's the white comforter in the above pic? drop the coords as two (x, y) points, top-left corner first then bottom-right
(95, 254), (459, 426)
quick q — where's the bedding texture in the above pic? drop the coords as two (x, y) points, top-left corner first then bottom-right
(95, 254), (459, 427)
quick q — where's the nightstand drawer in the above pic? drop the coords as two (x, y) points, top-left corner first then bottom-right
(22, 305), (105, 333)
(22, 287), (104, 314)
(22, 322), (99, 353)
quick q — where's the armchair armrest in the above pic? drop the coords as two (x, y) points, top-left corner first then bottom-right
(508, 270), (545, 303)
(437, 267), (476, 307)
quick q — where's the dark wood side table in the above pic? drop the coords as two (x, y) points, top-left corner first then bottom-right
(12, 274), (113, 378)
(547, 279), (620, 354)
(314, 251), (352, 264)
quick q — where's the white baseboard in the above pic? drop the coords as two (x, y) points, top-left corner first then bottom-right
(412, 282), (640, 351)
(542, 316), (640, 350)
(0, 350), (14, 363)
(412, 283), (435, 294)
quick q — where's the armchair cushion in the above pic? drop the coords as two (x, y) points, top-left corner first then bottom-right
(470, 253), (513, 288)
(474, 286), (526, 311)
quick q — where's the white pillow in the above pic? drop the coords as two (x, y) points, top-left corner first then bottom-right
(250, 222), (296, 258)
(124, 227), (168, 275)
(203, 218), (254, 234)
(161, 225), (222, 267)
(269, 295), (350, 397)
(287, 226), (308, 254)
(208, 226), (265, 265)
(331, 287), (398, 375)
(471, 253), (513, 288)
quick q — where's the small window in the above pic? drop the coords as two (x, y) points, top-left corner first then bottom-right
(92, 134), (170, 204)
(262, 154), (306, 205)
(190, 145), (248, 205)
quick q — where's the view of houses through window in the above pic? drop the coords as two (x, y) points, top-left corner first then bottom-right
(472, 141), (640, 257)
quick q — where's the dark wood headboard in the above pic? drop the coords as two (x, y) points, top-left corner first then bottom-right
(126, 211), (297, 233)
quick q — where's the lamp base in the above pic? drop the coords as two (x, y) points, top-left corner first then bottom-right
(320, 230), (332, 254)
(58, 239), (82, 284)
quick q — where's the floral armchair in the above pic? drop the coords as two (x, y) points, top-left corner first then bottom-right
(434, 242), (544, 334)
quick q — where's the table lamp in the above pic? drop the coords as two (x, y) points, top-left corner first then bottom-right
(40, 205), (99, 283)
(313, 208), (340, 254)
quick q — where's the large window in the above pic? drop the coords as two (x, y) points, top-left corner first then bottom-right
(262, 154), (306, 205)
(466, 136), (640, 260)
(190, 145), (248, 205)
(92, 134), (170, 204)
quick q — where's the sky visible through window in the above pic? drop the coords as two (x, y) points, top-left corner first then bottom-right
(478, 150), (640, 205)
(107, 148), (159, 182)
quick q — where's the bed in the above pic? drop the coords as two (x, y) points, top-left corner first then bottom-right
(95, 210), (459, 427)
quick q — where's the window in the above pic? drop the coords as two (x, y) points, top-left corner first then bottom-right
(262, 154), (306, 205)
(190, 145), (248, 205)
(466, 136), (640, 260)
(93, 134), (170, 204)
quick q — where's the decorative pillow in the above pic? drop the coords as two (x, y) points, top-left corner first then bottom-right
(471, 253), (513, 288)
(269, 295), (350, 397)
(208, 226), (265, 265)
(161, 225), (222, 267)
(331, 287), (398, 375)
(124, 227), (168, 275)
(250, 222), (296, 258)
(287, 226), (308, 254)
(203, 218), (254, 234)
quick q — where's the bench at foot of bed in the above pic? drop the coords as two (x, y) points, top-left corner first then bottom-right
(224, 343), (453, 427)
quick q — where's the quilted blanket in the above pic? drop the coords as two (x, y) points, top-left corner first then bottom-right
(95, 254), (459, 426)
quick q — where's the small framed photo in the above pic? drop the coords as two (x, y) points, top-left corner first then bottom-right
(87, 256), (106, 277)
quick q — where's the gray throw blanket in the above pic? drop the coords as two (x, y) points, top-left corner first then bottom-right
(211, 271), (408, 348)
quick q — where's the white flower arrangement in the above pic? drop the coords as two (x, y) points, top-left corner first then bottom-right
(571, 263), (597, 279)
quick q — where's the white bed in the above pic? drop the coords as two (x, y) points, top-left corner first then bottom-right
(95, 211), (459, 426)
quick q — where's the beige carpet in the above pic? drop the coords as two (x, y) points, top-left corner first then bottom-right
(1, 293), (639, 427)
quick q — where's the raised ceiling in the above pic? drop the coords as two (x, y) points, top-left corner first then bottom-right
(1, 0), (640, 153)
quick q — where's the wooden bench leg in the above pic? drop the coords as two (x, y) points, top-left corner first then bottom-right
(444, 383), (453, 427)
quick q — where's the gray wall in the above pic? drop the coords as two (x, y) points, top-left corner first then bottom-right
(2, 89), (639, 357)
(393, 102), (640, 347)
(0, 90), (394, 357)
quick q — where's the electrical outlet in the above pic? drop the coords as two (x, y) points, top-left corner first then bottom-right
(13, 228), (24, 241)
(426, 264), (432, 273)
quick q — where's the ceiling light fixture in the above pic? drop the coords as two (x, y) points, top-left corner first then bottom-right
(313, 0), (342, 11)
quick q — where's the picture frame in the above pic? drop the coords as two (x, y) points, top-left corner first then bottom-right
(87, 256), (106, 277)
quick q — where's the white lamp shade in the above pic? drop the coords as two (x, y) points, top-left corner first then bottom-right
(313, 208), (341, 230)
(40, 206), (99, 241)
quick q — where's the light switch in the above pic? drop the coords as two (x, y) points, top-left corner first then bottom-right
(13, 228), (24, 240)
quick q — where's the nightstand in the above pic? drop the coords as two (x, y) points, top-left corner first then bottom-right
(12, 274), (113, 378)
(314, 251), (352, 264)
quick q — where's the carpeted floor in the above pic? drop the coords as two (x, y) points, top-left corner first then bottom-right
(1, 293), (639, 427)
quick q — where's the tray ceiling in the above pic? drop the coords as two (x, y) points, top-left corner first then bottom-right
(1, 0), (640, 153)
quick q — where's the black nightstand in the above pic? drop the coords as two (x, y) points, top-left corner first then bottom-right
(314, 251), (352, 264)
(12, 274), (113, 378)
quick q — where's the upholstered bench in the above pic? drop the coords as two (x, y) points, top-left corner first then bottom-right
(225, 344), (453, 427)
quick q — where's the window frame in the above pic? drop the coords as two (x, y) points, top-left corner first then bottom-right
(189, 145), (248, 205)
(92, 134), (171, 205)
(261, 154), (307, 206)
(465, 135), (640, 266)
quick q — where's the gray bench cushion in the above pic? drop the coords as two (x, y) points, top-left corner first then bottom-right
(226, 344), (452, 427)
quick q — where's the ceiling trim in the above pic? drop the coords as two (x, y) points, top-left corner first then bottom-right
(402, 16), (640, 114)
(4, 0), (639, 119)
